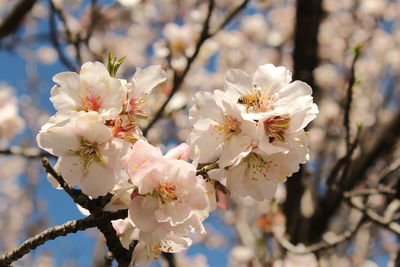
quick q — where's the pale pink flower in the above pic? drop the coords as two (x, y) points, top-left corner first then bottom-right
(36, 111), (125, 197)
(226, 149), (302, 201)
(224, 64), (318, 122)
(50, 61), (125, 120)
(187, 90), (257, 168)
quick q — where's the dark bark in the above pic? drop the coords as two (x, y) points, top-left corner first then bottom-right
(283, 0), (323, 244)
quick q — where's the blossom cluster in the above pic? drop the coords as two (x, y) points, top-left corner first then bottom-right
(188, 64), (318, 201)
(36, 61), (317, 264)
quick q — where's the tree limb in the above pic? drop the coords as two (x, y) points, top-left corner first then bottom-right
(0, 0), (38, 40)
(143, 0), (250, 137)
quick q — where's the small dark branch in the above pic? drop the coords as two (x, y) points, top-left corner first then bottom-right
(48, 0), (77, 71)
(42, 158), (91, 208)
(162, 253), (176, 267)
(344, 45), (361, 150)
(50, 0), (82, 65)
(326, 131), (360, 188)
(95, 219), (131, 267)
(83, 0), (99, 45)
(347, 198), (400, 235)
(0, 147), (55, 158)
(0, 217), (96, 266)
(0, 210), (127, 266)
(275, 217), (365, 254)
(0, 0), (38, 40)
(210, 0), (250, 36)
(343, 186), (396, 198)
(103, 251), (114, 267)
(41, 158), (130, 265)
(143, 0), (250, 137)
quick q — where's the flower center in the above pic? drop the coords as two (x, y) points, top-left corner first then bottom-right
(263, 115), (290, 142)
(237, 89), (277, 112)
(72, 138), (103, 174)
(214, 115), (241, 141)
(151, 182), (178, 205)
(78, 93), (102, 112)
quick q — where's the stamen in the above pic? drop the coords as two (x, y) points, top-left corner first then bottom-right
(263, 115), (290, 142)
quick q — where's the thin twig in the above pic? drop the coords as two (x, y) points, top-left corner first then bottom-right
(275, 217), (365, 254)
(143, 0), (250, 136)
(48, 0), (77, 71)
(344, 45), (361, 150)
(0, 147), (55, 158)
(347, 197), (400, 235)
(42, 157), (91, 208)
(50, 0), (82, 64)
(0, 210), (127, 266)
(0, 217), (95, 266)
(343, 186), (395, 198)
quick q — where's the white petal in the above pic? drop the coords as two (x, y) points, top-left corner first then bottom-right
(58, 156), (84, 186)
(224, 69), (252, 97)
(219, 134), (252, 168)
(253, 64), (292, 93)
(80, 162), (116, 197)
(50, 72), (81, 113)
(132, 65), (167, 96)
(128, 196), (159, 232)
(36, 122), (80, 156)
(187, 126), (223, 164)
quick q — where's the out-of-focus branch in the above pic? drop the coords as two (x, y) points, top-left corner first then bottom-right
(0, 147), (55, 158)
(275, 217), (365, 254)
(343, 186), (395, 198)
(50, 0), (82, 65)
(344, 45), (361, 149)
(0, 209), (127, 266)
(162, 253), (176, 267)
(347, 197), (400, 235)
(48, 0), (77, 71)
(0, 0), (38, 40)
(143, 0), (250, 137)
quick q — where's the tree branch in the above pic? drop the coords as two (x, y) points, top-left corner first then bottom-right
(0, 147), (54, 158)
(0, 0), (38, 40)
(0, 209), (127, 266)
(143, 0), (250, 137)
(347, 198), (400, 235)
(41, 158), (131, 266)
(344, 45), (361, 150)
(275, 217), (365, 254)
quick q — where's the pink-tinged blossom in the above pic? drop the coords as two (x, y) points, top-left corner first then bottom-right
(119, 140), (212, 264)
(124, 65), (167, 118)
(50, 61), (126, 120)
(36, 111), (125, 197)
(224, 64), (318, 122)
(227, 148), (302, 201)
(187, 90), (257, 168)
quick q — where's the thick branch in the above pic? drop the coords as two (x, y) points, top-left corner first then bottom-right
(41, 158), (130, 266)
(283, 0), (323, 244)
(0, 0), (38, 40)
